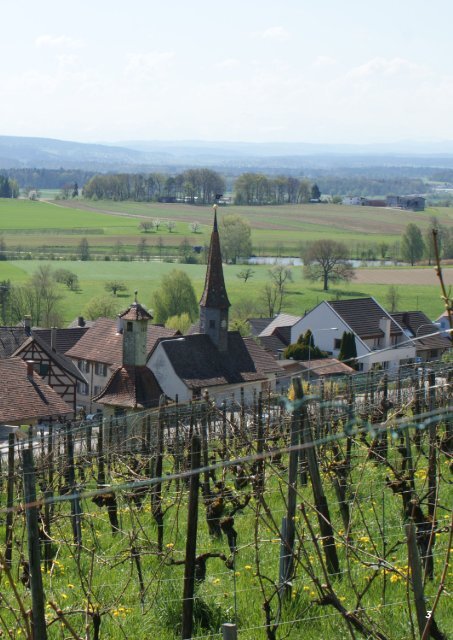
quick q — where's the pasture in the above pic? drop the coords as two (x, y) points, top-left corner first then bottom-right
(2, 259), (449, 324)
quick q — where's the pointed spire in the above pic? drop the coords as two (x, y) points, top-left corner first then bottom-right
(199, 206), (230, 310)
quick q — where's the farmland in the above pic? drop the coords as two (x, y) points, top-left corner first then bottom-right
(1, 198), (453, 256)
(0, 197), (452, 323)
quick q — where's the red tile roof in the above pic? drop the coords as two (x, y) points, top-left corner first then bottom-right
(94, 365), (163, 409)
(119, 301), (153, 321)
(0, 358), (73, 423)
(65, 317), (178, 365)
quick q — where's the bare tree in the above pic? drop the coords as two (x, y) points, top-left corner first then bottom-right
(236, 268), (255, 283)
(303, 240), (355, 291)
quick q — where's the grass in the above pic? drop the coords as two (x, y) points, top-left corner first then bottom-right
(1, 198), (453, 255)
(2, 259), (447, 324)
(1, 420), (451, 640)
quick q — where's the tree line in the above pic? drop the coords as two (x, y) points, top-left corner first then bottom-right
(0, 175), (19, 198)
(83, 169), (225, 205)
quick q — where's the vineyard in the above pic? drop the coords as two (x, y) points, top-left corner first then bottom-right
(0, 363), (452, 639)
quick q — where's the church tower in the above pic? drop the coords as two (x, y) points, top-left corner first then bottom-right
(199, 206), (231, 352)
(119, 293), (153, 366)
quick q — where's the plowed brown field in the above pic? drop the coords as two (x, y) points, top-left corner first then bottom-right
(355, 268), (453, 285)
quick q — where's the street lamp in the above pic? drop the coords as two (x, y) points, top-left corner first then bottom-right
(307, 327), (338, 381)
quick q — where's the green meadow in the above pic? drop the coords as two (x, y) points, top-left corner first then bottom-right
(0, 197), (450, 324)
(1, 259), (447, 325)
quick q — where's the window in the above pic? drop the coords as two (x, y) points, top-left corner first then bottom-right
(334, 338), (341, 350)
(127, 321), (133, 332)
(77, 382), (89, 396)
(209, 320), (215, 329)
(95, 362), (108, 376)
(39, 362), (49, 377)
(77, 360), (90, 373)
(93, 385), (103, 396)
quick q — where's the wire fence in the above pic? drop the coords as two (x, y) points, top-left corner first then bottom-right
(0, 361), (451, 639)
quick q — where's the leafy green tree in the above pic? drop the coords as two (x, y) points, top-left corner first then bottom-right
(137, 237), (149, 259)
(303, 240), (354, 291)
(220, 214), (252, 264)
(83, 295), (121, 320)
(54, 269), (79, 291)
(338, 331), (357, 367)
(78, 237), (90, 261)
(165, 312), (192, 333)
(385, 285), (400, 313)
(0, 280), (11, 323)
(178, 237), (197, 264)
(284, 329), (326, 360)
(153, 269), (198, 324)
(311, 183), (321, 200)
(0, 235), (7, 261)
(104, 281), (127, 296)
(401, 223), (424, 266)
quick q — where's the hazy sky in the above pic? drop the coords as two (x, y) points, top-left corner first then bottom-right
(1, 0), (452, 144)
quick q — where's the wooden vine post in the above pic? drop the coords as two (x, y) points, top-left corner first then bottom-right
(181, 434), (201, 640)
(22, 447), (48, 640)
(294, 377), (340, 577)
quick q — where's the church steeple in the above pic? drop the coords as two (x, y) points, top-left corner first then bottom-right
(199, 205), (230, 351)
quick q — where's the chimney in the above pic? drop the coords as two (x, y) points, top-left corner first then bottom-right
(24, 315), (32, 336)
(51, 327), (57, 352)
(77, 316), (85, 327)
(26, 360), (34, 377)
(379, 317), (391, 348)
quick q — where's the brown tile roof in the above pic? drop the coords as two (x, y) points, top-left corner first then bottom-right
(94, 365), (163, 409)
(243, 337), (282, 373)
(34, 327), (89, 353)
(328, 298), (402, 340)
(119, 301), (153, 321)
(0, 358), (73, 423)
(65, 317), (178, 365)
(158, 332), (271, 389)
(391, 311), (451, 352)
(257, 334), (288, 356)
(199, 209), (231, 310)
(0, 327), (28, 358)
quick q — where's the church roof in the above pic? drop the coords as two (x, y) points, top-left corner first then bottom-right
(156, 331), (275, 389)
(199, 208), (230, 310)
(93, 365), (163, 409)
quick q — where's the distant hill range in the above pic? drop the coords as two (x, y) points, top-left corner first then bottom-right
(1, 135), (453, 172)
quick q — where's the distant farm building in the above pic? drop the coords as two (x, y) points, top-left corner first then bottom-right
(386, 195), (425, 211)
(343, 194), (425, 211)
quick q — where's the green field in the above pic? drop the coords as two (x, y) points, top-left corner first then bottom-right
(1, 259), (447, 325)
(0, 198), (450, 324)
(1, 198), (452, 256)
